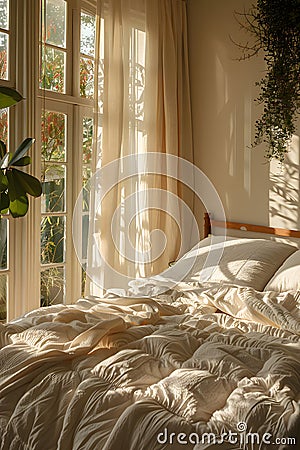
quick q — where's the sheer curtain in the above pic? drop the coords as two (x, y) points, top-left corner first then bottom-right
(86, 0), (195, 295)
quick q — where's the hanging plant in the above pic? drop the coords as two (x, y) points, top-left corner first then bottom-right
(233, 0), (300, 162)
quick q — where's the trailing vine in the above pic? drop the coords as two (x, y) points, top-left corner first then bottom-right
(234, 0), (300, 162)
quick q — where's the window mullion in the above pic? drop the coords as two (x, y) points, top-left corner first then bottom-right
(63, 102), (73, 304)
(65, 0), (72, 96)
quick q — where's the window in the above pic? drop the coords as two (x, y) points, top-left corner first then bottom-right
(40, 0), (67, 93)
(1, 0), (146, 320)
(40, 104), (70, 306)
(80, 110), (94, 295)
(80, 10), (96, 99)
(38, 0), (98, 307)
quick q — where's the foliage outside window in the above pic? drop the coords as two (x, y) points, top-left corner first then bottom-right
(40, 0), (66, 93)
(0, 0), (9, 81)
(235, 0), (300, 162)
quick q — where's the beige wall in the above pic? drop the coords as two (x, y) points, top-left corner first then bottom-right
(187, 0), (300, 230)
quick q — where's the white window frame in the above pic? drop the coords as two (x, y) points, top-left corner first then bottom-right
(35, 0), (97, 309)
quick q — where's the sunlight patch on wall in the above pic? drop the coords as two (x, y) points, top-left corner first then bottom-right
(269, 134), (300, 229)
(215, 54), (228, 116)
(228, 110), (236, 177)
(243, 93), (252, 195)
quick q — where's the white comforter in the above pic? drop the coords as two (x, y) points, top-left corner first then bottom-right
(0, 285), (299, 449)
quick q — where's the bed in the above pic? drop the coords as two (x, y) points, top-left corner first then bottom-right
(0, 214), (300, 449)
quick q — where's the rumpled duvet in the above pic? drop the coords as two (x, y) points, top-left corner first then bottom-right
(0, 285), (299, 450)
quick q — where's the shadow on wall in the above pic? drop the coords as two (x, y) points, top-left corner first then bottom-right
(187, 0), (270, 226)
(269, 135), (300, 230)
(188, 0), (300, 230)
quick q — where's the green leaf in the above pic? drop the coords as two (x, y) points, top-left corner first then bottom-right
(10, 156), (31, 167)
(9, 194), (29, 218)
(12, 169), (42, 197)
(0, 192), (9, 213)
(0, 171), (7, 191)
(0, 140), (6, 159)
(0, 152), (10, 169)
(8, 138), (35, 167)
(7, 169), (25, 199)
(0, 87), (23, 108)
(6, 171), (28, 217)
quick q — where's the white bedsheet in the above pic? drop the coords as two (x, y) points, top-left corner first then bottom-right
(0, 286), (299, 449)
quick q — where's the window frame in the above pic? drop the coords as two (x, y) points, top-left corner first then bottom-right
(35, 0), (97, 309)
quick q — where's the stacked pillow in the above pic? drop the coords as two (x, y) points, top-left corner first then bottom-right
(129, 236), (297, 295)
(264, 250), (300, 292)
(177, 236), (296, 291)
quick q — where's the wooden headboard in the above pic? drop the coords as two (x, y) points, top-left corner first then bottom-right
(204, 212), (300, 239)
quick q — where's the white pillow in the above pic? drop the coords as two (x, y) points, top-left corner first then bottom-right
(129, 236), (296, 295)
(182, 237), (296, 291)
(264, 250), (300, 292)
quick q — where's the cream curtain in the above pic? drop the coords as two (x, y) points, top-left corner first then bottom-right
(86, 0), (194, 295)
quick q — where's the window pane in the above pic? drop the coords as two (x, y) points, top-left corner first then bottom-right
(0, 273), (7, 321)
(0, 32), (8, 79)
(82, 214), (89, 259)
(41, 215), (65, 264)
(0, 0), (8, 30)
(40, 45), (65, 93)
(82, 166), (91, 212)
(0, 107), (7, 143)
(0, 217), (7, 270)
(42, 164), (65, 213)
(41, 266), (64, 306)
(80, 57), (94, 99)
(80, 11), (96, 57)
(41, 111), (66, 161)
(82, 117), (93, 164)
(42, 0), (66, 48)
